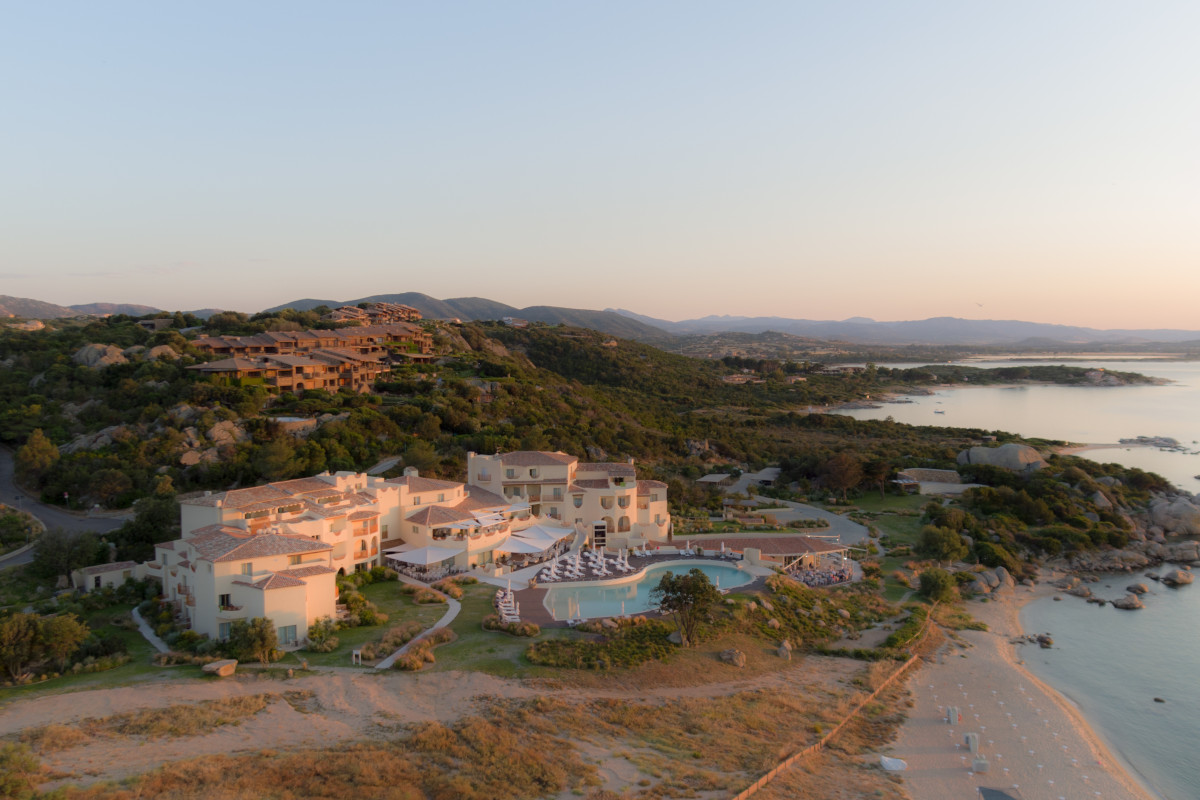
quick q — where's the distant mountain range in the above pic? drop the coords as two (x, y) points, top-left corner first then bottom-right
(609, 309), (1200, 346)
(0, 295), (228, 321)
(264, 292), (672, 342)
(5, 290), (1199, 348)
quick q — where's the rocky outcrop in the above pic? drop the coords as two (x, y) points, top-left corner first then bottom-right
(147, 344), (181, 360)
(1161, 569), (1194, 587)
(201, 659), (238, 677)
(73, 344), (128, 368)
(1112, 594), (1144, 610)
(1068, 548), (1151, 572)
(208, 420), (248, 447)
(720, 648), (747, 668)
(1091, 490), (1112, 509)
(59, 425), (131, 454)
(1148, 497), (1200, 536)
(1127, 583), (1149, 595)
(956, 443), (1047, 472)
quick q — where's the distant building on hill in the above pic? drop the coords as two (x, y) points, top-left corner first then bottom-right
(322, 302), (422, 325)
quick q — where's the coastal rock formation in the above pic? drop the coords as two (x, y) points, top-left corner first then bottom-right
(1068, 548), (1151, 572)
(1161, 569), (1194, 587)
(1091, 490), (1112, 509)
(208, 420), (248, 447)
(147, 344), (181, 360)
(956, 443), (1047, 473)
(1127, 583), (1149, 595)
(1112, 594), (1144, 610)
(73, 343), (128, 368)
(1149, 497), (1200, 536)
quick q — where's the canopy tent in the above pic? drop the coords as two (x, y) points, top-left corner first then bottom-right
(385, 545), (463, 566)
(493, 537), (548, 555)
(513, 524), (573, 550)
(505, 501), (531, 512)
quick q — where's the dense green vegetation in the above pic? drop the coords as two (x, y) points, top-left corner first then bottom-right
(0, 314), (1171, 572)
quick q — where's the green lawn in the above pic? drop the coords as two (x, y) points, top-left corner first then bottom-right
(0, 602), (197, 705)
(281, 581), (447, 668)
(844, 493), (929, 514)
(429, 584), (573, 678)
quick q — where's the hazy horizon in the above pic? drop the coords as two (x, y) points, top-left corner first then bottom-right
(4, 2), (1199, 328)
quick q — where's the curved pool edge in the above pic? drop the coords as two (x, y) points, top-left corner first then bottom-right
(541, 558), (754, 620)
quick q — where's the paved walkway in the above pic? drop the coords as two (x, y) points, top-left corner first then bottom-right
(375, 576), (461, 670)
(131, 607), (171, 653)
(742, 496), (871, 545)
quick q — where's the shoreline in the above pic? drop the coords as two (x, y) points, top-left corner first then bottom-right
(887, 575), (1163, 800)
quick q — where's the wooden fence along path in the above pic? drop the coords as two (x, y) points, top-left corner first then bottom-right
(731, 607), (937, 799)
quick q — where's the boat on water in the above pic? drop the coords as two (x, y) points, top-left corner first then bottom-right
(934, 409), (946, 414)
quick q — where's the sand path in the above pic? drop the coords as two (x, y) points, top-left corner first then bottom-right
(887, 583), (1159, 800)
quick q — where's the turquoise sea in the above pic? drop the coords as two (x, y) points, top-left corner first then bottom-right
(839, 359), (1200, 800)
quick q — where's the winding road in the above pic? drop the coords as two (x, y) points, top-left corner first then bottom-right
(0, 447), (126, 567)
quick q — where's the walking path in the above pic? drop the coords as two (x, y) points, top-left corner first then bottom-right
(375, 576), (461, 669)
(131, 607), (171, 653)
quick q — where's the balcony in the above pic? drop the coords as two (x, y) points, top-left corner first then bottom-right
(353, 527), (369, 537)
(477, 472), (491, 483)
(186, 596), (195, 607)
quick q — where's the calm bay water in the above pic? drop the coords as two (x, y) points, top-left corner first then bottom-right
(837, 360), (1200, 800)
(840, 359), (1200, 492)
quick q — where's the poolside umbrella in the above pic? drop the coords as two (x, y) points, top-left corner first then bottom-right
(721, 542), (725, 554)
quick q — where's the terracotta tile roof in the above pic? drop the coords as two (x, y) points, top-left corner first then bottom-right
(386, 475), (464, 493)
(461, 485), (509, 509)
(156, 540), (179, 551)
(188, 357), (268, 372)
(499, 451), (578, 466)
(573, 479), (610, 489)
(637, 480), (668, 493)
(578, 462), (637, 477)
(237, 573), (307, 590)
(406, 505), (474, 526)
(348, 509), (379, 521)
(79, 560), (138, 576)
(188, 529), (332, 563)
(280, 565), (337, 579)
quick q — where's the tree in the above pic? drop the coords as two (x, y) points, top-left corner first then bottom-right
(14, 429), (58, 488)
(863, 459), (891, 499)
(230, 617), (278, 666)
(916, 525), (969, 564)
(0, 743), (41, 800)
(649, 568), (722, 647)
(918, 568), (957, 603)
(0, 612), (89, 680)
(306, 617), (340, 653)
(29, 529), (105, 588)
(111, 495), (181, 562)
(822, 453), (863, 501)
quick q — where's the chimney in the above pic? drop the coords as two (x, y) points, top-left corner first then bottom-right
(403, 466), (418, 478)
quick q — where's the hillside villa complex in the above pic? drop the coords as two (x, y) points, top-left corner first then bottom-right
(188, 322), (434, 394)
(98, 451), (670, 644)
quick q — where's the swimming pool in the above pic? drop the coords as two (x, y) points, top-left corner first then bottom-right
(542, 560), (754, 620)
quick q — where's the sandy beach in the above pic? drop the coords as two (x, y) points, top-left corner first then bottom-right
(887, 578), (1162, 800)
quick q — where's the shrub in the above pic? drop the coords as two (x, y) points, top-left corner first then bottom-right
(482, 615), (540, 637)
(431, 580), (463, 600)
(305, 617), (340, 653)
(526, 620), (675, 670)
(918, 568), (957, 603)
(412, 588), (446, 604)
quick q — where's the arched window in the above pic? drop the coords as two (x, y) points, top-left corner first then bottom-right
(618, 516), (631, 532)
(573, 496), (583, 508)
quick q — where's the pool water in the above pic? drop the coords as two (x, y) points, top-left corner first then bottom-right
(542, 560), (754, 620)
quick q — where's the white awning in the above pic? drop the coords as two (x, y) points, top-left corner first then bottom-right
(514, 523), (573, 549)
(385, 545), (463, 566)
(506, 502), (531, 512)
(493, 537), (549, 555)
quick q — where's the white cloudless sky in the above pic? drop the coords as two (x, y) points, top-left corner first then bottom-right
(2, 2), (1198, 328)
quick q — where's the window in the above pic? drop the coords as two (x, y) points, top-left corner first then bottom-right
(241, 563), (253, 575)
(288, 555), (302, 566)
(529, 468), (538, 478)
(278, 625), (297, 645)
(218, 622), (232, 640)
(382, 524), (388, 537)
(618, 497), (630, 509)
(601, 497), (614, 510)
(413, 496), (421, 505)
(438, 493), (445, 502)
(505, 468), (515, 479)
(573, 497), (582, 508)
(94, 576), (101, 589)
(552, 487), (562, 500)
(219, 594), (231, 608)
(619, 516), (631, 532)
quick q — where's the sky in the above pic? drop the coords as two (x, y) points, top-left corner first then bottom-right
(2, 2), (1199, 329)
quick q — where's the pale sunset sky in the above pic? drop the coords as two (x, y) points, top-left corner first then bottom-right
(2, 2), (1198, 328)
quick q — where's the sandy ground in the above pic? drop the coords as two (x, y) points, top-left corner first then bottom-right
(886, 581), (1161, 800)
(0, 657), (850, 789)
